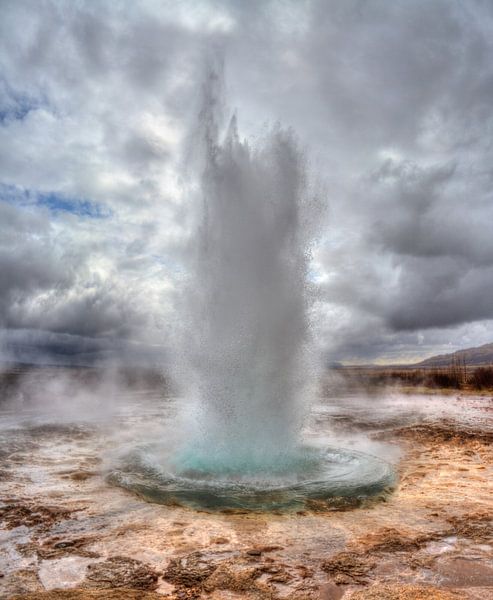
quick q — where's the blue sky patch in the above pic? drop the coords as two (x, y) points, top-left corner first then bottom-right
(0, 183), (109, 218)
(0, 79), (47, 124)
(37, 192), (108, 217)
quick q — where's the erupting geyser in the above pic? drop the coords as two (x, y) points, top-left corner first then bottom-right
(110, 63), (395, 510)
(178, 66), (316, 475)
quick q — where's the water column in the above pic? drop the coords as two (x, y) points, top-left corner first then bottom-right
(178, 64), (317, 475)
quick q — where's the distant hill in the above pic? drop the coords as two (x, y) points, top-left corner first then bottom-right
(416, 342), (493, 368)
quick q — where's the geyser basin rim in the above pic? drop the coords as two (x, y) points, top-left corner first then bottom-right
(109, 443), (397, 511)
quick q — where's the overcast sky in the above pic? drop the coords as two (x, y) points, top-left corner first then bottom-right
(1, 0), (493, 365)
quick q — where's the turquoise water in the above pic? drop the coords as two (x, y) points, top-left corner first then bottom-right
(109, 444), (396, 511)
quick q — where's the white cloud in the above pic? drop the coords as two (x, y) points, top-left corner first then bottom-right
(1, 0), (493, 364)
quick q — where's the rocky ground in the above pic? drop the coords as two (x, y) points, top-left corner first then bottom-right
(0, 390), (492, 600)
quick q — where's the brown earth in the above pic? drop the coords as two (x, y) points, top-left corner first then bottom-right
(1, 393), (492, 600)
(10, 591), (163, 600)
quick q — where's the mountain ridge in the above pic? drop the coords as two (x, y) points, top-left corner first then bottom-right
(415, 342), (493, 367)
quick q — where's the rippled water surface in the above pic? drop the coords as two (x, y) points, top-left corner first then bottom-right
(109, 443), (396, 511)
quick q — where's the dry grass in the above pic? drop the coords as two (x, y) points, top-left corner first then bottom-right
(334, 364), (493, 393)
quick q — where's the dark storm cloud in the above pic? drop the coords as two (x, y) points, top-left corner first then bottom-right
(0, 328), (167, 366)
(1, 0), (493, 363)
(0, 199), (72, 305)
(201, 0), (493, 361)
(283, 0), (493, 360)
(0, 197), (148, 339)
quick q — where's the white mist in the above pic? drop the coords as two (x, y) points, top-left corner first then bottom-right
(176, 63), (320, 474)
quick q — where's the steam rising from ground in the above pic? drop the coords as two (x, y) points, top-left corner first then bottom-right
(0, 366), (163, 423)
(174, 64), (321, 473)
(0, 64), (397, 510)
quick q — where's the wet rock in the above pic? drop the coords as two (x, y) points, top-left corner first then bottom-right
(0, 469), (12, 481)
(204, 561), (262, 592)
(203, 560), (272, 597)
(284, 589), (322, 600)
(0, 568), (44, 598)
(245, 545), (283, 556)
(256, 561), (295, 586)
(211, 536), (229, 544)
(164, 551), (217, 587)
(390, 423), (493, 445)
(305, 497), (366, 512)
(83, 556), (159, 590)
(317, 582), (345, 600)
(356, 527), (443, 553)
(219, 508), (250, 515)
(26, 424), (91, 440)
(446, 511), (493, 543)
(348, 583), (462, 599)
(54, 540), (76, 549)
(321, 551), (375, 584)
(64, 470), (97, 482)
(295, 564), (314, 579)
(266, 570), (293, 583)
(10, 590), (163, 599)
(436, 557), (493, 587)
(245, 548), (262, 556)
(18, 535), (100, 559)
(0, 502), (72, 531)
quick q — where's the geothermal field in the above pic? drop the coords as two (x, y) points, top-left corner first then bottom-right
(1, 2), (493, 600)
(1, 368), (492, 600)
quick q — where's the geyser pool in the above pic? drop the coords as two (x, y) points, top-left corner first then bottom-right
(110, 443), (395, 511)
(110, 63), (396, 510)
